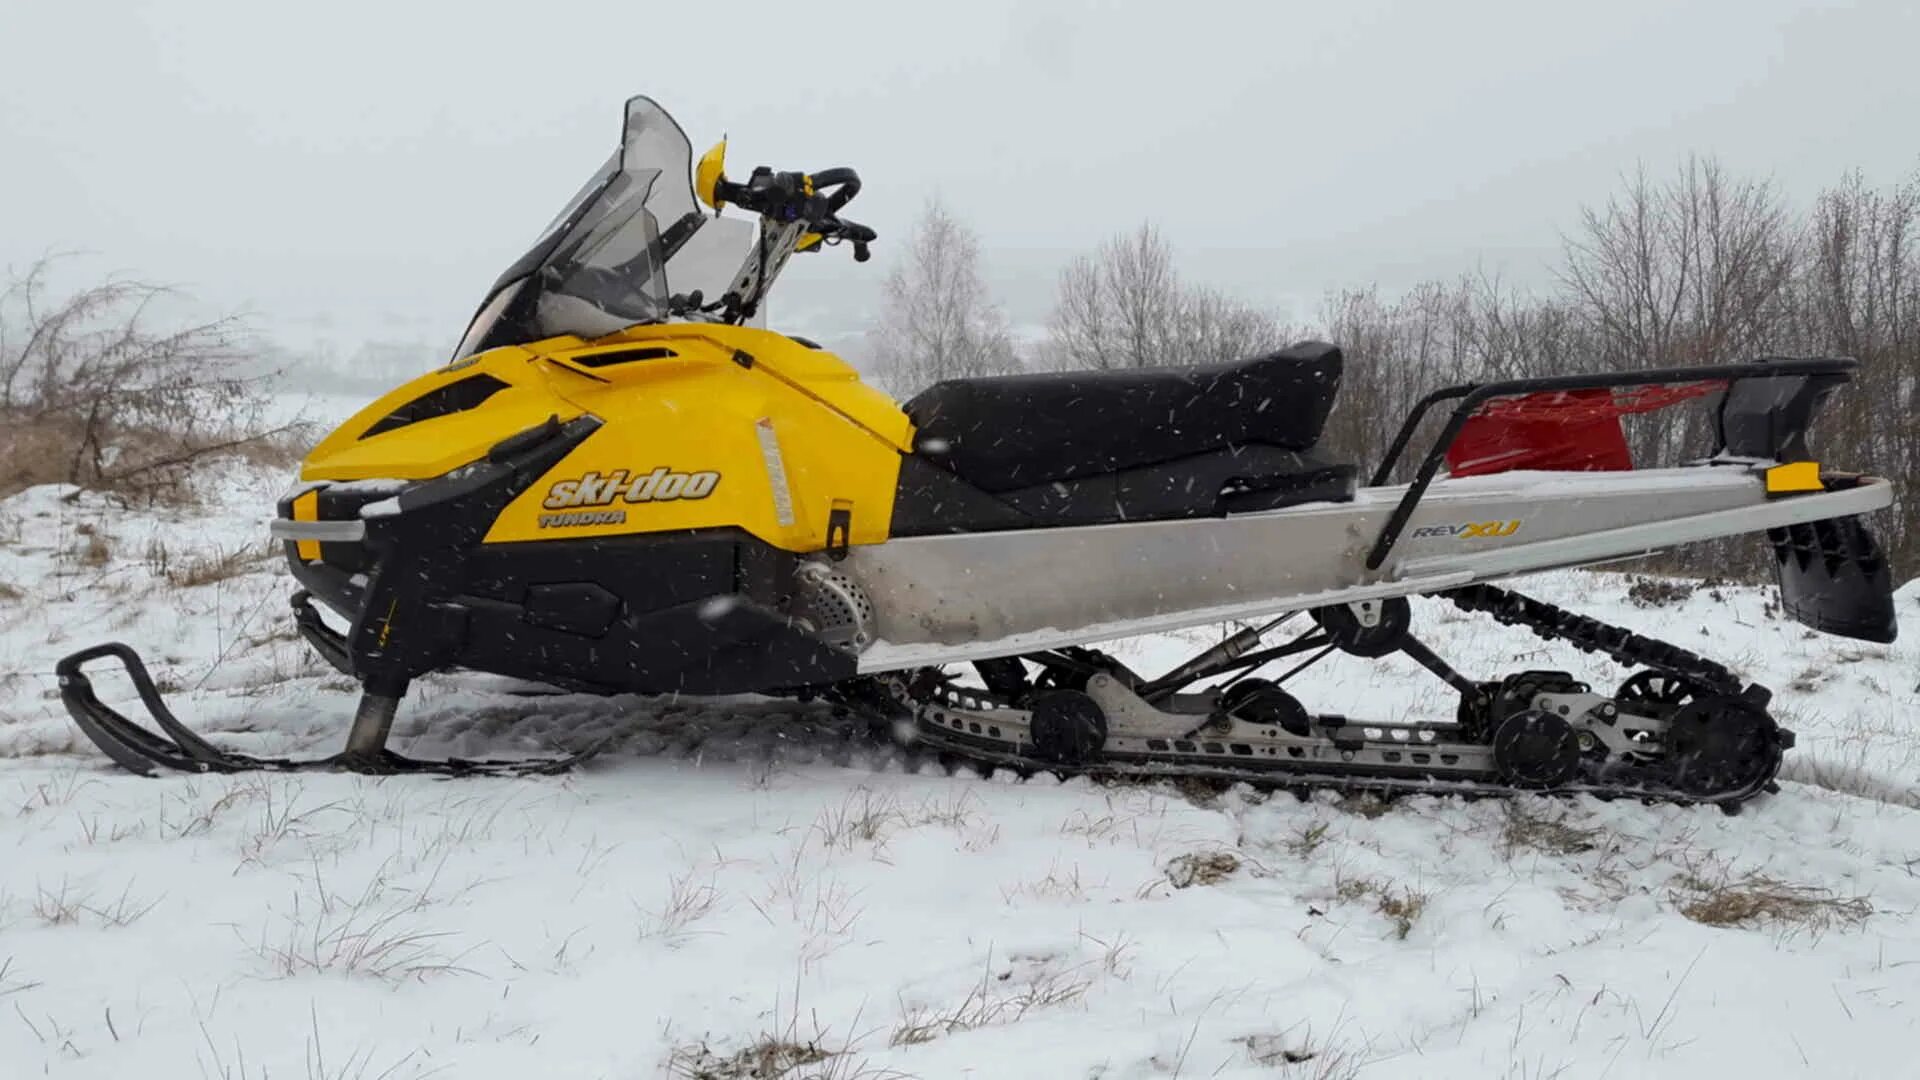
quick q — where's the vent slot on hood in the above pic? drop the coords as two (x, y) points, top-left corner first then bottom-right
(569, 347), (679, 369)
(361, 375), (510, 439)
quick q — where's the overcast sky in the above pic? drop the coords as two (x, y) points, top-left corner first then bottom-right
(3, 0), (1916, 358)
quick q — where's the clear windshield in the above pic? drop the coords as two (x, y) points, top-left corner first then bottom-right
(451, 96), (754, 361)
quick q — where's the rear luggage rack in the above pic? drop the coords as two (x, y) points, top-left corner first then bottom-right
(1364, 357), (1861, 571)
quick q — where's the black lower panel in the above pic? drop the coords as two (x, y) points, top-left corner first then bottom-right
(290, 529), (855, 696)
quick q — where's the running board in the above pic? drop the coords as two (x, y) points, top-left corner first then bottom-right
(851, 469), (1895, 671)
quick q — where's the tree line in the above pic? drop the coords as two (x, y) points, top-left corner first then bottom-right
(866, 160), (1919, 579)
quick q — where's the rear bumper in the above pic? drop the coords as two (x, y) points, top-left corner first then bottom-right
(274, 416), (858, 696)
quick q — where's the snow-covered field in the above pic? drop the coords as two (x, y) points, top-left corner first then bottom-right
(3, 463), (1918, 1079)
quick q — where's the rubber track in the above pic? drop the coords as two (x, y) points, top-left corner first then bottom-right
(872, 584), (1784, 810)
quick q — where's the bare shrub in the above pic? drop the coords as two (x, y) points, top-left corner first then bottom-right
(0, 256), (297, 503)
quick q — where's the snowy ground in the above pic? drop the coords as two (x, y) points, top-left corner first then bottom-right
(3, 464), (1918, 1079)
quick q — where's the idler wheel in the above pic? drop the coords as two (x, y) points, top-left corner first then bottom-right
(1026, 689), (1107, 765)
(1219, 679), (1312, 736)
(1666, 695), (1782, 798)
(1490, 708), (1583, 789)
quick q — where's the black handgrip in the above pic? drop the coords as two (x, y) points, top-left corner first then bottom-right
(833, 219), (876, 262)
(810, 167), (862, 213)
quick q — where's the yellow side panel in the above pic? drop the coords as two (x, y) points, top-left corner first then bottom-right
(482, 327), (912, 552)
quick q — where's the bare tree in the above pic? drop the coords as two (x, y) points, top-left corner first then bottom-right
(1, 256), (292, 501)
(1558, 157), (1797, 470)
(1777, 168), (1920, 568)
(1560, 157), (1796, 366)
(1044, 223), (1285, 370)
(865, 200), (1019, 395)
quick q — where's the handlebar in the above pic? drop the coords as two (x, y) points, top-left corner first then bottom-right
(715, 165), (875, 261)
(808, 167), (862, 213)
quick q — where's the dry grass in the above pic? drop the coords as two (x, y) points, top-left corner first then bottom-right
(1624, 575), (1697, 608)
(1500, 802), (1606, 857)
(889, 964), (1090, 1047)
(1283, 821), (1332, 858)
(247, 865), (475, 982)
(1333, 876), (1431, 940)
(1673, 873), (1872, 932)
(1334, 794), (1393, 819)
(638, 870), (722, 944)
(667, 1037), (834, 1079)
(0, 580), (24, 602)
(1239, 1032), (1361, 1078)
(0, 956), (44, 1000)
(1164, 850), (1241, 889)
(1373, 888), (1429, 940)
(74, 524), (111, 567)
(811, 790), (903, 852)
(668, 1005), (910, 1080)
(158, 542), (264, 588)
(26, 877), (160, 929)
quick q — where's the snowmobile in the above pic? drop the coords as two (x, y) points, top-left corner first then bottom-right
(58, 95), (1900, 807)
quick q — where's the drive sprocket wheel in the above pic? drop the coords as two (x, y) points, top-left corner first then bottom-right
(1615, 670), (1702, 713)
(1665, 694), (1784, 798)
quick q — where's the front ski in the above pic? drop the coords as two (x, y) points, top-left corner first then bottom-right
(56, 643), (604, 777)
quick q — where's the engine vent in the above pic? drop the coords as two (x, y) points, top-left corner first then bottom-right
(569, 347), (678, 369)
(361, 374), (510, 439)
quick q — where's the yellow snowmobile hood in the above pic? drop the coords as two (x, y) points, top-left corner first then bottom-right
(298, 325), (914, 554)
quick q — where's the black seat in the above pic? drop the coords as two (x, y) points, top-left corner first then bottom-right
(890, 342), (1355, 536)
(904, 341), (1344, 492)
